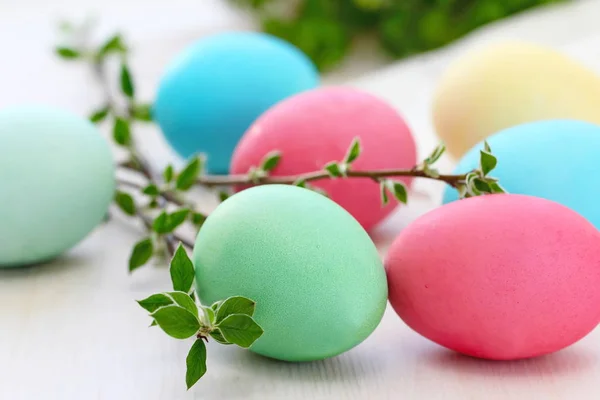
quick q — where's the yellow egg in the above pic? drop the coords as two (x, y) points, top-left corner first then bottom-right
(432, 41), (600, 159)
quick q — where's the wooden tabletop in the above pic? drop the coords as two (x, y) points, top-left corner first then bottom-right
(2, 0), (600, 398)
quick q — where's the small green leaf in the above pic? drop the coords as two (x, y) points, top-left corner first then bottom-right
(98, 34), (126, 57)
(186, 339), (207, 390)
(489, 181), (507, 194)
(163, 165), (174, 183)
(167, 209), (190, 231)
(115, 191), (136, 215)
(150, 320), (157, 327)
(217, 314), (264, 348)
(191, 212), (206, 227)
(113, 117), (131, 146)
(457, 184), (468, 199)
(202, 306), (215, 325)
(472, 178), (492, 193)
(424, 143), (446, 165)
(89, 106), (110, 123)
(484, 141), (492, 153)
(137, 293), (172, 312)
(151, 305), (200, 339)
(379, 181), (389, 205)
(55, 47), (80, 59)
(210, 301), (222, 311)
(465, 172), (481, 196)
(120, 63), (135, 98)
(142, 184), (160, 196)
(344, 137), (361, 164)
(260, 151), (282, 172)
(132, 103), (153, 121)
(148, 199), (159, 209)
(423, 165), (440, 178)
(324, 162), (343, 178)
(170, 244), (195, 293)
(209, 329), (230, 345)
(176, 157), (202, 191)
(152, 211), (168, 233)
(480, 150), (497, 176)
(168, 291), (199, 319)
(129, 238), (153, 272)
(219, 191), (230, 202)
(387, 180), (408, 204)
(215, 296), (256, 324)
(293, 179), (307, 188)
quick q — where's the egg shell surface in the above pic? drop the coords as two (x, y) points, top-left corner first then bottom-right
(153, 31), (319, 174)
(193, 184), (388, 361)
(230, 87), (417, 231)
(443, 119), (600, 229)
(432, 41), (600, 159)
(0, 105), (115, 267)
(385, 194), (600, 360)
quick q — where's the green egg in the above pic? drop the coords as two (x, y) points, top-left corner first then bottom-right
(0, 105), (115, 267)
(193, 185), (387, 361)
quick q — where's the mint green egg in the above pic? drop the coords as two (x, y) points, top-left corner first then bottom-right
(193, 185), (387, 361)
(0, 105), (115, 267)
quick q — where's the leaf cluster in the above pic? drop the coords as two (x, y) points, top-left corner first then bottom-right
(137, 245), (264, 389)
(230, 0), (569, 71)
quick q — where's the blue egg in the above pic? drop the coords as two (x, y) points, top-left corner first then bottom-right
(443, 120), (600, 228)
(153, 31), (320, 174)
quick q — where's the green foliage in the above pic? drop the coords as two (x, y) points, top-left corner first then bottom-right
(129, 238), (154, 272)
(136, 245), (264, 389)
(120, 63), (135, 98)
(89, 106), (110, 123)
(217, 314), (264, 348)
(176, 157), (202, 191)
(114, 191), (136, 215)
(230, 0), (570, 71)
(260, 151), (282, 172)
(214, 296), (256, 324)
(170, 244), (195, 294)
(113, 117), (131, 146)
(55, 47), (80, 59)
(151, 305), (200, 339)
(186, 339), (207, 389)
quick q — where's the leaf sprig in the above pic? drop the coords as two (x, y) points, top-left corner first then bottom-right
(137, 245), (264, 389)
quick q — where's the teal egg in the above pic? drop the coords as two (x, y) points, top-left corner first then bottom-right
(0, 105), (115, 267)
(193, 185), (387, 361)
(443, 120), (600, 228)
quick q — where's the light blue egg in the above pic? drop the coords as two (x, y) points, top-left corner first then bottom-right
(0, 105), (115, 267)
(153, 31), (320, 174)
(443, 119), (600, 228)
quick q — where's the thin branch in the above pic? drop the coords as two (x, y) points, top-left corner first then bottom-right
(117, 177), (186, 207)
(119, 158), (467, 189)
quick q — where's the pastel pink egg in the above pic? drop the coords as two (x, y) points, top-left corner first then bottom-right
(385, 194), (600, 360)
(230, 87), (417, 231)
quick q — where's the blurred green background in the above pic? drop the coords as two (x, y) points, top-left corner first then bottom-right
(230, 0), (570, 71)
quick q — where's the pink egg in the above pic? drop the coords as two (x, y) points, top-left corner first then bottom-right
(230, 87), (417, 231)
(385, 194), (600, 360)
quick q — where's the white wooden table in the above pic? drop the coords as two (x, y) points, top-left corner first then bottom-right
(2, 0), (600, 398)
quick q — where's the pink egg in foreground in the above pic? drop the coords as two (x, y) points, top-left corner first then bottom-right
(230, 87), (417, 231)
(385, 194), (600, 360)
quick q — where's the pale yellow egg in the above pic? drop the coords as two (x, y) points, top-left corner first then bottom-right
(432, 41), (600, 159)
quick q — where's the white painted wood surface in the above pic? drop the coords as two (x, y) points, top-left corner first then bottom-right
(2, 0), (600, 398)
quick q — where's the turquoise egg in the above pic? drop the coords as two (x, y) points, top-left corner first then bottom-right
(193, 185), (388, 361)
(443, 120), (600, 228)
(0, 105), (115, 267)
(153, 31), (319, 174)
